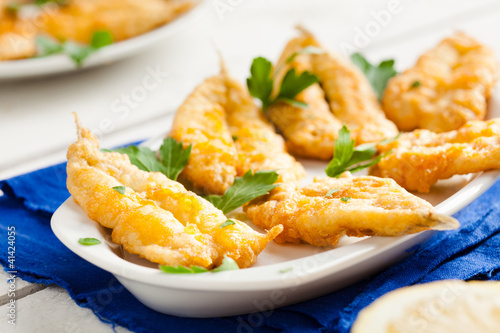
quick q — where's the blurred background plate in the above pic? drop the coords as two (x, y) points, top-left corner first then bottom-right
(0, 0), (207, 81)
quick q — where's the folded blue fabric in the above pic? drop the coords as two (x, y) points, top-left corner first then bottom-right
(1, 163), (499, 333)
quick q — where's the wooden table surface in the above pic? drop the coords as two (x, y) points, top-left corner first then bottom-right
(1, 0), (500, 331)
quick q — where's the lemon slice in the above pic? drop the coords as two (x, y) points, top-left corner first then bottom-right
(352, 280), (500, 333)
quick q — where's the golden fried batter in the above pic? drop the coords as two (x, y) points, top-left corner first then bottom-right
(0, 15), (37, 61)
(371, 118), (500, 193)
(42, 0), (195, 43)
(245, 173), (458, 247)
(170, 74), (238, 195)
(266, 34), (342, 160)
(297, 29), (399, 145)
(170, 65), (305, 195)
(67, 115), (282, 268)
(383, 32), (498, 133)
(222, 66), (306, 186)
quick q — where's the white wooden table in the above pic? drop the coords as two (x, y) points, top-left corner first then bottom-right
(1, 0), (500, 331)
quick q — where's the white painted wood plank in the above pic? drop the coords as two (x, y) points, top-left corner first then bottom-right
(0, 286), (131, 333)
(0, 270), (32, 294)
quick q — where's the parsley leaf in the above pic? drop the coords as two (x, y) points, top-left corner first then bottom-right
(35, 0), (68, 5)
(325, 188), (339, 197)
(159, 265), (209, 274)
(35, 36), (64, 57)
(277, 69), (318, 101)
(35, 30), (113, 67)
(159, 256), (239, 274)
(78, 238), (101, 246)
(158, 138), (192, 181)
(205, 170), (279, 214)
(411, 80), (421, 88)
(350, 52), (397, 100)
(110, 138), (191, 181)
(340, 197), (351, 202)
(63, 42), (93, 67)
(219, 219), (236, 229)
(112, 146), (165, 173)
(211, 256), (239, 273)
(112, 186), (126, 195)
(247, 57), (274, 110)
(90, 31), (114, 49)
(325, 126), (391, 178)
(247, 54), (318, 111)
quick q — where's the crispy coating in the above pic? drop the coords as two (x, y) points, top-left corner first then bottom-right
(170, 66), (305, 195)
(371, 118), (500, 193)
(67, 116), (282, 268)
(266, 35), (342, 160)
(383, 32), (498, 133)
(298, 30), (399, 144)
(170, 75), (239, 195)
(244, 173), (458, 247)
(0, 15), (37, 61)
(42, 0), (195, 43)
(222, 67), (306, 186)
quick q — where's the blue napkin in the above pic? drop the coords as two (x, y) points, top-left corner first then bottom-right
(1, 162), (500, 333)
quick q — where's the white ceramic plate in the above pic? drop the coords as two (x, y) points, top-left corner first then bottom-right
(0, 1), (207, 81)
(51, 95), (500, 318)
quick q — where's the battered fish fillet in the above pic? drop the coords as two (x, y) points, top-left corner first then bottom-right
(0, 15), (37, 61)
(266, 34), (342, 160)
(370, 118), (500, 193)
(222, 66), (306, 187)
(170, 74), (239, 195)
(67, 116), (282, 269)
(170, 66), (305, 194)
(42, 0), (195, 43)
(383, 32), (498, 133)
(244, 173), (458, 247)
(298, 29), (399, 144)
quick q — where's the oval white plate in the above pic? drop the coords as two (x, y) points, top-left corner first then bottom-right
(0, 1), (207, 81)
(51, 94), (500, 318)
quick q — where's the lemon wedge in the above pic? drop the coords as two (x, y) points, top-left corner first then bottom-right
(352, 280), (500, 333)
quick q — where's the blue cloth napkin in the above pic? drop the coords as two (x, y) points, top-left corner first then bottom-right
(1, 162), (500, 333)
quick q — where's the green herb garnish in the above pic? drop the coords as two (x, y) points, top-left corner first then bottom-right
(35, 0), (68, 5)
(159, 256), (239, 274)
(35, 30), (113, 67)
(340, 197), (351, 203)
(205, 170), (279, 214)
(325, 188), (340, 197)
(350, 52), (397, 100)
(247, 56), (318, 111)
(111, 146), (163, 172)
(219, 219), (236, 229)
(78, 238), (101, 246)
(232, 135), (239, 141)
(112, 186), (126, 195)
(109, 138), (191, 181)
(211, 256), (239, 273)
(411, 80), (421, 88)
(325, 126), (389, 178)
(158, 138), (192, 181)
(35, 36), (64, 57)
(159, 265), (209, 274)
